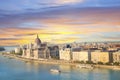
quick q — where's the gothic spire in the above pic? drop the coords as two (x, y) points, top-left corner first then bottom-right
(37, 34), (39, 38)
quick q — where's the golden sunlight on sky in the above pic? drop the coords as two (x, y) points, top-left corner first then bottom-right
(0, 0), (120, 46)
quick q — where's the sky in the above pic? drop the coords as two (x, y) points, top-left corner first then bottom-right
(0, 0), (120, 46)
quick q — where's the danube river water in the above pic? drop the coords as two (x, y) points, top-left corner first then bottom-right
(0, 54), (120, 80)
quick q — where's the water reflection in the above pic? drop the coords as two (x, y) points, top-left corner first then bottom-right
(59, 65), (72, 72)
(90, 68), (110, 80)
(25, 61), (39, 73)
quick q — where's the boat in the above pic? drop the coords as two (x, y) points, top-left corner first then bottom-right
(76, 64), (94, 69)
(50, 69), (61, 73)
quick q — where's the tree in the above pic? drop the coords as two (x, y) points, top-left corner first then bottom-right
(16, 49), (23, 55)
(79, 61), (85, 64)
(105, 62), (111, 65)
(113, 62), (119, 66)
(10, 50), (15, 54)
(97, 62), (103, 65)
(73, 61), (85, 64)
(0, 47), (5, 51)
(86, 61), (94, 64)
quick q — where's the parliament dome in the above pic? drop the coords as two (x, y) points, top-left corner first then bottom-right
(35, 34), (41, 45)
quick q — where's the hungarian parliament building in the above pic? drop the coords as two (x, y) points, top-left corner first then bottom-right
(22, 35), (59, 59)
(21, 35), (120, 64)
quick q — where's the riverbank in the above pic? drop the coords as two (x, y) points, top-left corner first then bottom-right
(1, 53), (76, 66)
(1, 53), (120, 70)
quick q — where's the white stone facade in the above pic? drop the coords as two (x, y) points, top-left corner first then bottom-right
(72, 51), (89, 62)
(14, 47), (21, 53)
(59, 48), (72, 61)
(91, 51), (109, 63)
(113, 51), (120, 63)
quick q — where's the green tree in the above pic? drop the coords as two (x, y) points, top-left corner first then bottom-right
(16, 49), (23, 55)
(113, 62), (119, 66)
(0, 47), (5, 51)
(86, 61), (94, 64)
(10, 50), (15, 54)
(97, 62), (104, 65)
(105, 62), (111, 65)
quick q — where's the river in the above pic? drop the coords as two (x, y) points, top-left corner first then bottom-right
(0, 54), (120, 80)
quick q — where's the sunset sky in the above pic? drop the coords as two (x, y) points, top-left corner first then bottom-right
(0, 0), (120, 46)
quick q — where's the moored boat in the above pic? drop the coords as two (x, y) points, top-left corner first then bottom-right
(50, 69), (61, 73)
(76, 64), (94, 69)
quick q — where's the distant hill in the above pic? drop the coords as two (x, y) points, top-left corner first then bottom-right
(0, 47), (5, 51)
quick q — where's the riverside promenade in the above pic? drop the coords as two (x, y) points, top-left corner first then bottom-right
(1, 53), (120, 70)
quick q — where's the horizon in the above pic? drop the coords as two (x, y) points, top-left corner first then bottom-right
(0, 0), (120, 46)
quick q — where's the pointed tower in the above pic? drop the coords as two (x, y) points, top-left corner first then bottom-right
(35, 34), (41, 45)
(37, 34), (39, 38)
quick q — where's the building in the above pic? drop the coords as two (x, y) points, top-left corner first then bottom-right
(113, 51), (120, 63)
(59, 45), (72, 61)
(22, 34), (51, 59)
(91, 50), (110, 63)
(14, 47), (21, 53)
(48, 45), (59, 59)
(91, 51), (100, 63)
(72, 48), (90, 62)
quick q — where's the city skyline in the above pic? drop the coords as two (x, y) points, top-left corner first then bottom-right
(0, 0), (120, 46)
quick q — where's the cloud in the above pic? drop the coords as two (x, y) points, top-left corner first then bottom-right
(0, 38), (20, 40)
(0, 5), (120, 45)
(1, 7), (120, 27)
(51, 37), (81, 44)
(97, 32), (120, 40)
(56, 0), (84, 4)
(0, 0), (120, 13)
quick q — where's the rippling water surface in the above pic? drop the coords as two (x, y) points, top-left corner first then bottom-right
(0, 54), (120, 80)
